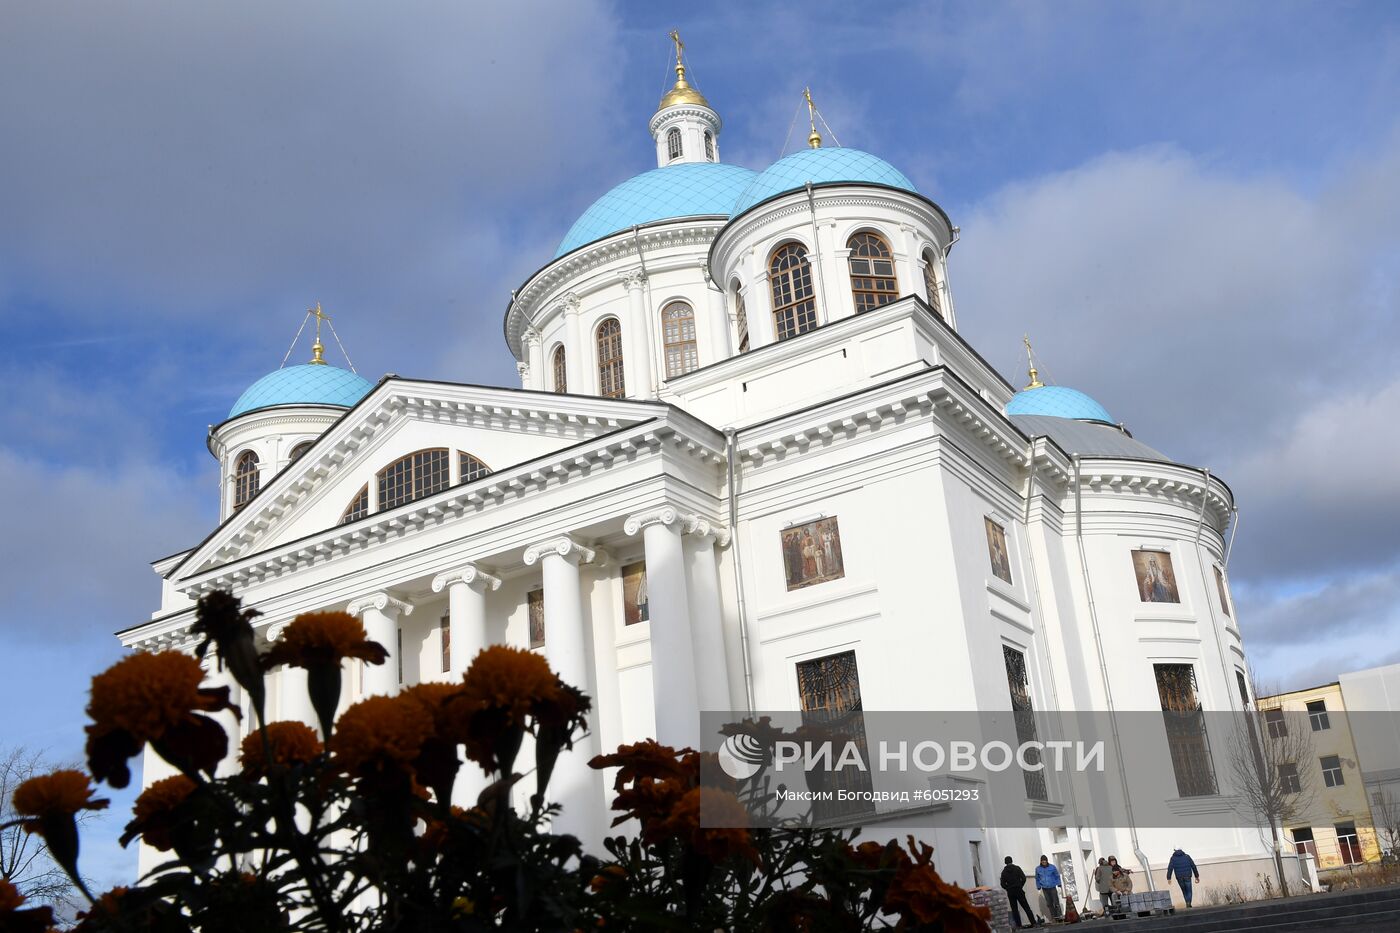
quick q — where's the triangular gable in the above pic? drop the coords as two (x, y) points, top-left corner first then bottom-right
(172, 378), (671, 579)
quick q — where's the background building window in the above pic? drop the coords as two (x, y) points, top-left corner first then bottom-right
(1336, 823), (1363, 864)
(233, 450), (260, 510)
(667, 127), (682, 161)
(704, 130), (715, 161)
(1280, 762), (1301, 793)
(797, 651), (872, 819)
(1307, 699), (1331, 731)
(732, 284), (750, 353)
(1291, 827), (1317, 858)
(1235, 670), (1251, 708)
(1320, 754), (1344, 787)
(596, 319), (626, 398)
(378, 448), (450, 511)
(661, 301), (699, 378)
(847, 232), (898, 313)
(1004, 645), (1048, 801)
(922, 250), (943, 318)
(289, 441), (313, 462)
(460, 452), (491, 483)
(1154, 663), (1219, 797)
(552, 345), (567, 393)
(1265, 707), (1288, 739)
(769, 243), (817, 341)
(341, 485), (369, 524)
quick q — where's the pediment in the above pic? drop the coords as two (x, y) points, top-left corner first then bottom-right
(171, 379), (670, 581)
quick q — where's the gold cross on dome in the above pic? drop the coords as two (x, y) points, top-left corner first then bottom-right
(308, 302), (331, 365)
(668, 29), (684, 66)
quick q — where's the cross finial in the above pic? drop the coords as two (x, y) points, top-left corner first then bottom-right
(804, 87), (822, 148)
(668, 29), (684, 67)
(1023, 334), (1043, 389)
(308, 302), (331, 365)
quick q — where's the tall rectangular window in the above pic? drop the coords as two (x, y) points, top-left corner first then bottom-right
(1307, 700), (1331, 731)
(1291, 827), (1317, 858)
(1154, 663), (1219, 798)
(797, 651), (873, 819)
(1235, 670), (1250, 708)
(1280, 762), (1301, 794)
(1320, 755), (1344, 787)
(440, 614), (450, 674)
(1264, 707), (1288, 739)
(1003, 646), (1047, 801)
(1335, 823), (1363, 864)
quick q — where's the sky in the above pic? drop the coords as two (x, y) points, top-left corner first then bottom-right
(2, 0), (1398, 888)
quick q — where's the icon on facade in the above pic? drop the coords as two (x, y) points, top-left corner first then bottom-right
(1132, 549), (1180, 603)
(984, 517), (1013, 584)
(528, 588), (545, 647)
(623, 560), (649, 625)
(781, 517), (845, 591)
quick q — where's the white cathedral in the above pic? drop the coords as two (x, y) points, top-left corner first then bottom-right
(123, 42), (1295, 905)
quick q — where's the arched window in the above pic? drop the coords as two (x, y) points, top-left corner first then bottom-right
(667, 128), (682, 161)
(922, 250), (943, 318)
(661, 301), (699, 378)
(341, 484), (369, 524)
(847, 232), (899, 313)
(460, 452), (491, 482)
(378, 448), (450, 511)
(596, 318), (626, 398)
(551, 345), (567, 393)
(233, 451), (260, 510)
(733, 283), (750, 353)
(769, 243), (818, 341)
(289, 441), (313, 462)
(704, 131), (715, 161)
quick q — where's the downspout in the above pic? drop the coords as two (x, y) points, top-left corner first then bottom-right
(804, 182), (832, 318)
(1073, 455), (1153, 889)
(1224, 506), (1240, 569)
(726, 428), (756, 713)
(631, 225), (660, 395)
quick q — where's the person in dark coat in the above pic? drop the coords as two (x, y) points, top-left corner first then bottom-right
(1001, 856), (1041, 928)
(1166, 848), (1200, 907)
(1092, 857), (1116, 916)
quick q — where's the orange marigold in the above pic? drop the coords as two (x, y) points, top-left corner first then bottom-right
(85, 650), (237, 787)
(0, 879), (54, 932)
(883, 838), (990, 932)
(589, 864), (627, 893)
(455, 646), (561, 722)
(240, 721), (324, 778)
(0, 880), (22, 911)
(329, 694), (433, 777)
(12, 769), (109, 825)
(262, 611), (388, 669)
(121, 774), (197, 851)
(656, 786), (760, 866)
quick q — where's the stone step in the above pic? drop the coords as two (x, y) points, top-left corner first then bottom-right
(1075, 886), (1400, 933)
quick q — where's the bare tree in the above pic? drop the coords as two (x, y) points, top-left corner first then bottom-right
(1372, 787), (1400, 861)
(0, 745), (82, 907)
(1229, 683), (1318, 898)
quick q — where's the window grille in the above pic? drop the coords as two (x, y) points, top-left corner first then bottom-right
(667, 128), (682, 161)
(847, 233), (899, 313)
(378, 448), (450, 511)
(340, 485), (369, 524)
(1004, 646), (1048, 801)
(596, 319), (626, 398)
(797, 651), (873, 819)
(552, 345), (567, 393)
(922, 251), (943, 318)
(704, 130), (715, 161)
(233, 451), (260, 509)
(661, 301), (699, 378)
(1154, 663), (1219, 797)
(460, 452), (491, 483)
(769, 244), (817, 341)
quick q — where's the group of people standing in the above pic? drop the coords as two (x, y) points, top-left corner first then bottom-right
(1000, 849), (1200, 927)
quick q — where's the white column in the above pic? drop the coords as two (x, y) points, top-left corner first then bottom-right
(525, 329), (545, 391)
(618, 269), (655, 396)
(432, 565), (501, 676)
(562, 293), (584, 393)
(348, 592), (414, 697)
(624, 506), (700, 750)
(523, 535), (602, 845)
(203, 655), (243, 773)
(745, 249), (778, 347)
(702, 270), (731, 362)
(683, 519), (733, 715)
(268, 620), (317, 728)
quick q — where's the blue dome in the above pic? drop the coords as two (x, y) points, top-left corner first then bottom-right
(731, 147), (917, 216)
(229, 364), (375, 419)
(554, 162), (758, 258)
(1005, 385), (1115, 424)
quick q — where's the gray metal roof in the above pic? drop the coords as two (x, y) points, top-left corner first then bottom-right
(1009, 414), (1170, 462)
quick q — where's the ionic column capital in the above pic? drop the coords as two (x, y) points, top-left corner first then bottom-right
(432, 565), (502, 594)
(624, 505), (685, 536)
(523, 535), (596, 567)
(347, 592), (414, 618)
(682, 515), (732, 548)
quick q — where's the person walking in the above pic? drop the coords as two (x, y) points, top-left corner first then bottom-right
(1001, 856), (1040, 928)
(1166, 848), (1200, 907)
(1036, 855), (1063, 922)
(1092, 857), (1116, 917)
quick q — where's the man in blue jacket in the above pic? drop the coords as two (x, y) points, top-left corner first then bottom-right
(1166, 848), (1200, 907)
(1035, 855), (1063, 921)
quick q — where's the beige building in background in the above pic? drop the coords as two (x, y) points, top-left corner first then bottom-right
(1258, 682), (1382, 874)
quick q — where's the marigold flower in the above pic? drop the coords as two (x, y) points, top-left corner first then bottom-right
(0, 879), (54, 933)
(657, 786), (760, 866)
(121, 775), (197, 851)
(589, 864), (627, 893)
(192, 591), (266, 723)
(262, 611), (387, 669)
(12, 769), (109, 825)
(85, 650), (237, 787)
(330, 694), (434, 777)
(882, 837), (990, 932)
(239, 721), (324, 778)
(445, 646), (579, 774)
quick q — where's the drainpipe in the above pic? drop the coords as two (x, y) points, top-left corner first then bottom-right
(1224, 506), (1240, 569)
(804, 182), (832, 319)
(1073, 455), (1154, 889)
(726, 428), (756, 713)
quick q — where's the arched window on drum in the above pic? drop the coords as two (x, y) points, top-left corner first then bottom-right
(596, 318), (626, 399)
(769, 243), (818, 341)
(661, 301), (699, 378)
(922, 249), (943, 318)
(847, 232), (899, 313)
